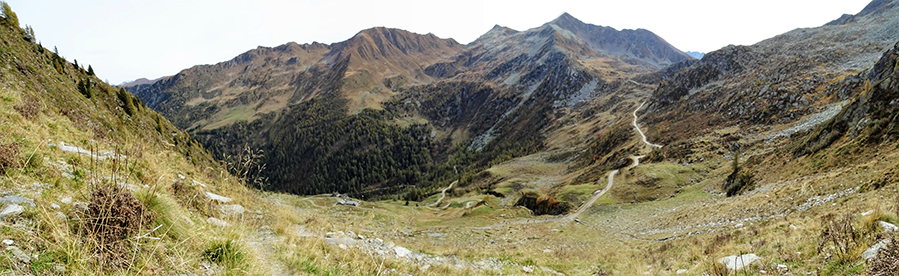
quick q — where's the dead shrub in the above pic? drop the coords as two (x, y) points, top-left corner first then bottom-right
(818, 213), (862, 262)
(13, 95), (41, 119)
(170, 180), (212, 216)
(80, 184), (154, 268)
(0, 141), (20, 175)
(867, 233), (899, 276)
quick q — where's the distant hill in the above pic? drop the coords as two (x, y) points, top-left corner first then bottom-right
(117, 77), (162, 88)
(685, 51), (705, 59)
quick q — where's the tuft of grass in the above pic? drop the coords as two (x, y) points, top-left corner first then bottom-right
(204, 239), (246, 270)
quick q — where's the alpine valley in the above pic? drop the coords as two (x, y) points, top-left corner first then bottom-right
(3, 0), (899, 274)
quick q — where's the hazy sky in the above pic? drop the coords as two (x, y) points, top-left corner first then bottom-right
(6, 0), (872, 84)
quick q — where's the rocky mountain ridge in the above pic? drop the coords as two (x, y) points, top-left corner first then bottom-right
(645, 0), (899, 143)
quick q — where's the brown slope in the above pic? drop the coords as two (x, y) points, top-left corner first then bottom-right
(324, 27), (463, 111)
(132, 28), (462, 130)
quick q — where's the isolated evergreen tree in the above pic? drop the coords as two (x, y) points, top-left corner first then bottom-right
(77, 78), (93, 99)
(73, 59), (78, 70)
(87, 65), (94, 76)
(117, 88), (136, 116)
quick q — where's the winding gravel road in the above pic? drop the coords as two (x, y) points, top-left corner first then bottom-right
(470, 101), (662, 228)
(430, 181), (457, 207)
(633, 102), (663, 148)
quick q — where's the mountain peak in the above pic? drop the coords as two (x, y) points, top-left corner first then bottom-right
(553, 12), (583, 25)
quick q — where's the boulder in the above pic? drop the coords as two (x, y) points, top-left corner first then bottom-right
(219, 204), (245, 216)
(880, 221), (899, 232)
(863, 239), (891, 260)
(0, 204), (24, 218)
(394, 246), (411, 257)
(718, 253), (760, 270)
(0, 196), (35, 208)
(205, 192), (232, 203)
(6, 246), (30, 263)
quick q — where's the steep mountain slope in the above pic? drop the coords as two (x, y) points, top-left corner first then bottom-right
(0, 7), (264, 274)
(645, 0), (899, 143)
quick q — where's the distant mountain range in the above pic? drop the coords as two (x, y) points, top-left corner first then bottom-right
(129, 13), (694, 197)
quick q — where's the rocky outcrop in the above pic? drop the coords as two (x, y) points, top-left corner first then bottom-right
(551, 12), (694, 68)
(646, 0), (899, 142)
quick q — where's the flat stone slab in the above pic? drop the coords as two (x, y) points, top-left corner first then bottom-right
(719, 253), (759, 270)
(0, 204), (24, 218)
(394, 246), (411, 258)
(0, 196), (34, 208)
(205, 192), (232, 203)
(206, 217), (228, 227)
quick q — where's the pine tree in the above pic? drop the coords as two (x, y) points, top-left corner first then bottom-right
(87, 65), (94, 76)
(117, 88), (136, 116)
(77, 78), (93, 99)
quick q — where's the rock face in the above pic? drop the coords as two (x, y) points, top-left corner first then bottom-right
(551, 12), (695, 68)
(792, 40), (899, 157)
(718, 253), (760, 270)
(647, 0), (899, 143)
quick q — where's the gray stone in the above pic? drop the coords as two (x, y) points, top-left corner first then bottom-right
(718, 253), (760, 270)
(676, 269), (688, 274)
(0, 196), (35, 208)
(0, 204), (24, 218)
(50, 203), (60, 209)
(1, 239), (12, 246)
(54, 265), (66, 273)
(219, 204), (245, 216)
(6, 246), (30, 263)
(60, 197), (72, 204)
(522, 265), (534, 273)
(206, 217), (228, 227)
(863, 239), (891, 260)
(394, 246), (411, 257)
(205, 192), (232, 203)
(880, 221), (899, 232)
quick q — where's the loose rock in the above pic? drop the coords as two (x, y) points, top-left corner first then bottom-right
(879, 221), (899, 232)
(219, 204), (245, 216)
(207, 217), (228, 227)
(0, 196), (35, 208)
(863, 239), (891, 260)
(394, 246), (411, 257)
(7, 246), (30, 263)
(0, 204), (24, 218)
(205, 192), (232, 203)
(718, 253), (759, 270)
